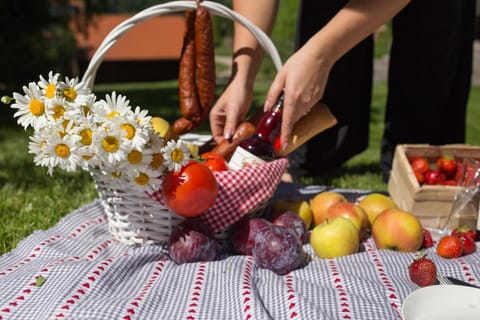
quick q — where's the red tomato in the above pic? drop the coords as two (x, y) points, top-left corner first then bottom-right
(201, 152), (228, 172)
(162, 161), (218, 217)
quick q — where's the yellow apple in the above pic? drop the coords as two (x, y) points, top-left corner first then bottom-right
(326, 202), (369, 240)
(371, 208), (423, 252)
(309, 191), (347, 226)
(357, 193), (397, 227)
(151, 117), (178, 142)
(310, 217), (360, 259)
(271, 199), (313, 229)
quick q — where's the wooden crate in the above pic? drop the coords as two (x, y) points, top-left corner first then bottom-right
(387, 144), (480, 229)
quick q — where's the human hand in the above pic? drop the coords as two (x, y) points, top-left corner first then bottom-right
(209, 78), (254, 144)
(264, 46), (332, 151)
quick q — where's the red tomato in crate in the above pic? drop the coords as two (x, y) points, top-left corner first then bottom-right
(201, 152), (228, 172)
(162, 161), (218, 218)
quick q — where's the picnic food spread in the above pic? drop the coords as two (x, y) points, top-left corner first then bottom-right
(1, 1), (480, 319)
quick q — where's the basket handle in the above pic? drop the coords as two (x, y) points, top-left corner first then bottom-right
(81, 0), (282, 89)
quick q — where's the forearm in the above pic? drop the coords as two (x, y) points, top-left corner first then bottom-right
(305, 0), (411, 67)
(232, 0), (279, 87)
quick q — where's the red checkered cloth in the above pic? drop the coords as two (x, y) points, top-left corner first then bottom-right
(148, 157), (289, 233)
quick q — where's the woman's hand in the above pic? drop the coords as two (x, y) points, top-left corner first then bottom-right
(209, 76), (254, 144)
(265, 45), (333, 151)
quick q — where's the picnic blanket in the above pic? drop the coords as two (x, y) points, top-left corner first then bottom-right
(1, 185), (480, 320)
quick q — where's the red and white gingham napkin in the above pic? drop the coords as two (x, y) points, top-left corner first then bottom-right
(148, 157), (289, 233)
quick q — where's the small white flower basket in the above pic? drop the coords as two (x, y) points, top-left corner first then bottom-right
(9, 1), (287, 246)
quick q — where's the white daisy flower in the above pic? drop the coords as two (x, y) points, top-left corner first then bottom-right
(38, 71), (60, 99)
(11, 82), (48, 130)
(162, 139), (190, 172)
(93, 121), (131, 168)
(29, 128), (52, 168)
(57, 76), (91, 104)
(126, 166), (163, 193)
(64, 93), (96, 122)
(148, 134), (165, 172)
(115, 115), (150, 151)
(45, 96), (72, 124)
(92, 92), (133, 124)
(43, 132), (82, 175)
(133, 106), (152, 128)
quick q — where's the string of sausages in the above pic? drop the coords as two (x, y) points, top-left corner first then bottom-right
(173, 0), (216, 135)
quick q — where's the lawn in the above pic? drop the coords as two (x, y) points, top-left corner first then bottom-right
(0, 81), (479, 255)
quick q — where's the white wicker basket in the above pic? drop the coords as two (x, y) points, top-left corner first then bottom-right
(82, 1), (283, 246)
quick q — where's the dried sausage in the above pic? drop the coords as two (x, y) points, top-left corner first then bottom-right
(195, 5), (216, 115)
(211, 121), (256, 161)
(174, 1), (216, 135)
(178, 10), (201, 121)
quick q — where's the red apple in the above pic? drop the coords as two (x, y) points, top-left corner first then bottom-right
(357, 193), (397, 227)
(326, 202), (369, 240)
(371, 208), (423, 252)
(309, 191), (347, 226)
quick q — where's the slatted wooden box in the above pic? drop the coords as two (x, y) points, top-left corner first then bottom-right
(387, 144), (480, 229)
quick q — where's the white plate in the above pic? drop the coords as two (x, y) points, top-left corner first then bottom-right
(402, 284), (480, 320)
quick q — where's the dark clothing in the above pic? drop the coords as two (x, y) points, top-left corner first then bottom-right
(380, 0), (475, 180)
(288, 0), (373, 180)
(288, 0), (475, 182)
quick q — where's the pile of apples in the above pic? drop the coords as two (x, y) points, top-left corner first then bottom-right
(410, 155), (460, 186)
(307, 192), (424, 258)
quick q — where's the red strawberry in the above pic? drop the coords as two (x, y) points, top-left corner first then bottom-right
(436, 235), (463, 258)
(420, 228), (434, 249)
(457, 233), (477, 255)
(424, 170), (446, 185)
(408, 251), (437, 287)
(451, 226), (476, 242)
(440, 158), (458, 179)
(411, 157), (429, 174)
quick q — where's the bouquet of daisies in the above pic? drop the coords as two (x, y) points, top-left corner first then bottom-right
(4, 71), (192, 193)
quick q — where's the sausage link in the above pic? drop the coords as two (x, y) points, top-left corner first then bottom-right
(172, 116), (200, 135)
(195, 5), (216, 115)
(211, 121), (256, 161)
(178, 10), (201, 120)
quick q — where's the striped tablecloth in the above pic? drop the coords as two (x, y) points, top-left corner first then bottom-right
(1, 188), (480, 319)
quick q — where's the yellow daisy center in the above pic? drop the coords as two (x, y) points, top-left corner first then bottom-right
(107, 111), (119, 119)
(121, 123), (135, 140)
(80, 128), (93, 146)
(150, 153), (164, 169)
(46, 84), (56, 98)
(111, 171), (122, 179)
(81, 105), (91, 117)
(52, 104), (65, 119)
(55, 143), (70, 158)
(171, 148), (184, 163)
(62, 87), (77, 102)
(102, 136), (119, 153)
(135, 173), (149, 186)
(29, 99), (45, 116)
(127, 150), (142, 164)
(82, 154), (93, 160)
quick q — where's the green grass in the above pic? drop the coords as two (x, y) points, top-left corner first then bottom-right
(1, 81), (479, 255)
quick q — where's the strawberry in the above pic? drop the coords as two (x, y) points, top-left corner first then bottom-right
(420, 228), (434, 249)
(440, 158), (458, 179)
(424, 170), (446, 185)
(451, 226), (476, 242)
(411, 157), (429, 174)
(457, 233), (477, 255)
(436, 235), (463, 258)
(408, 251), (437, 287)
